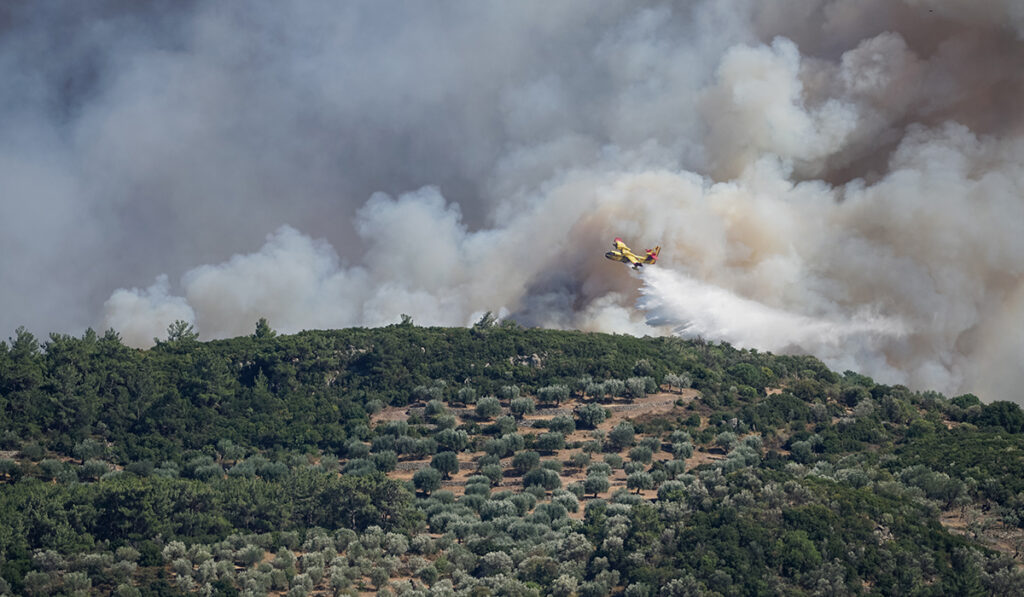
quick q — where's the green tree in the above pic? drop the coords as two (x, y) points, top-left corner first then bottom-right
(608, 422), (635, 450)
(575, 404), (608, 429)
(774, 530), (822, 575)
(413, 467), (442, 496)
(512, 451), (540, 475)
(436, 429), (469, 453)
(523, 467), (561, 492)
(253, 317), (277, 339)
(538, 385), (570, 407)
(430, 451), (459, 480)
(584, 474), (609, 497)
(548, 415), (576, 435)
(475, 397), (502, 420)
(510, 396), (536, 419)
(165, 320), (198, 343)
(535, 432), (565, 454)
(626, 471), (654, 494)
(73, 438), (105, 464)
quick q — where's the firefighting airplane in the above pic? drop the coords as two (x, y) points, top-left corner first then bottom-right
(605, 237), (661, 269)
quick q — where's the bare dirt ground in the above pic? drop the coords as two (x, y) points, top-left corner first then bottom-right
(940, 509), (1024, 562)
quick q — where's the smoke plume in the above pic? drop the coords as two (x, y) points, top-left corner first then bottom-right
(2, 1), (1023, 401)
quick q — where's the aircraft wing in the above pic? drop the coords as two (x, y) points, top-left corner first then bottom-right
(607, 237), (651, 268)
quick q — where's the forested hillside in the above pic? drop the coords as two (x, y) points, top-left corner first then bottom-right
(2, 319), (1024, 596)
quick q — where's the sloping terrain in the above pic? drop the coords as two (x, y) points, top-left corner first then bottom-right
(1, 324), (1023, 595)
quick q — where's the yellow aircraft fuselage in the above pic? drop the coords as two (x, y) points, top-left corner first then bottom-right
(605, 237), (660, 269)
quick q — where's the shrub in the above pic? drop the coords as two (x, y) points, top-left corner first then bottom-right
(575, 404), (608, 429)
(628, 446), (653, 463)
(475, 397), (502, 420)
(548, 415), (576, 435)
(510, 397), (536, 419)
(538, 384), (570, 406)
(524, 468), (561, 491)
(512, 451), (541, 474)
(536, 432), (565, 454)
(584, 474), (610, 497)
(413, 467), (442, 495)
(627, 471), (654, 493)
(569, 452), (591, 469)
(479, 463), (503, 485)
(608, 422), (635, 450)
(430, 451), (460, 479)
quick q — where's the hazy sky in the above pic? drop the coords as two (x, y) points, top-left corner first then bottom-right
(3, 1), (1024, 401)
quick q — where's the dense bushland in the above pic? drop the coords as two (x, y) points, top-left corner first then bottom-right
(2, 320), (1023, 595)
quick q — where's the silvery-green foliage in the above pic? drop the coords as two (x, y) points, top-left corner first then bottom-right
(479, 551), (514, 576)
(659, 575), (706, 596)
(236, 544), (264, 567)
(330, 566), (351, 590)
(110, 559), (138, 581)
(334, 528), (358, 552)
(577, 579), (608, 597)
(623, 461), (645, 475)
(426, 579), (455, 597)
(307, 565), (325, 584)
(671, 442), (694, 459)
(64, 571), (91, 592)
(303, 528), (334, 552)
(369, 566), (390, 589)
(626, 550), (648, 568)
(274, 548), (296, 570)
(553, 492), (579, 513)
(171, 557), (193, 578)
(22, 570), (51, 595)
(32, 549), (64, 571)
(558, 533), (593, 562)
(113, 583), (142, 597)
(75, 551), (114, 575)
(163, 541), (187, 562)
(361, 526), (384, 550)
(602, 536), (625, 557)
(290, 572), (313, 590)
(270, 569), (288, 590)
(175, 574), (196, 592)
(484, 574), (539, 597)
(197, 560), (221, 584)
(300, 551), (325, 570)
(239, 568), (271, 593)
(410, 533), (436, 555)
(188, 546), (212, 565)
(550, 574), (578, 597)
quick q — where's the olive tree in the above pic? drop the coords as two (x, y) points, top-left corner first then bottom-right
(575, 404), (608, 429)
(430, 451), (460, 479)
(510, 396), (536, 419)
(475, 396), (502, 420)
(608, 422), (635, 451)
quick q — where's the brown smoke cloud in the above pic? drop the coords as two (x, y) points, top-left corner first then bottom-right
(2, 1), (1022, 401)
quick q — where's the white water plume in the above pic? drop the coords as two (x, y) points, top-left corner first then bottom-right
(638, 267), (910, 383)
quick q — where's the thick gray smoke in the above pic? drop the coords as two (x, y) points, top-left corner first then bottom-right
(3, 1), (1023, 401)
